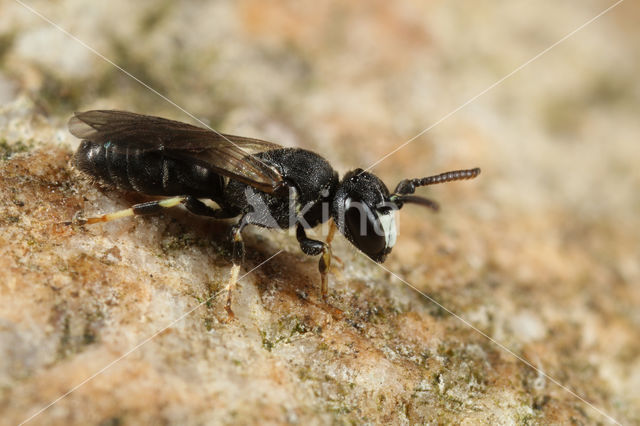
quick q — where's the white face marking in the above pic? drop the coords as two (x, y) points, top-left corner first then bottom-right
(378, 212), (397, 248)
(344, 197), (352, 210)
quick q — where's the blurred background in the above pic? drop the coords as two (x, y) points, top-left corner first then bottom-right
(1, 0), (638, 424)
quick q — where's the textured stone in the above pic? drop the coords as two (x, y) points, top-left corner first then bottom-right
(1, 1), (639, 424)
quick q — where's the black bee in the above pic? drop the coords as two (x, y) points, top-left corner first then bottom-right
(67, 110), (480, 318)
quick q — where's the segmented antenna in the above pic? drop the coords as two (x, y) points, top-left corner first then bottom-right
(393, 167), (481, 195)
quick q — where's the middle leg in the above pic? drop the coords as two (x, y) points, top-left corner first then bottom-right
(223, 214), (250, 319)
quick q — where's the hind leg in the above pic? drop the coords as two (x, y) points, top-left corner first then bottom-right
(63, 196), (235, 225)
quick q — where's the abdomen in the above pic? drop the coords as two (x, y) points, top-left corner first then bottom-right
(74, 140), (224, 198)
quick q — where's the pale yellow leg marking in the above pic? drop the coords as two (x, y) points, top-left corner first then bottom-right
(324, 219), (345, 268)
(78, 196), (187, 225)
(224, 230), (244, 319)
(85, 207), (134, 224)
(226, 264), (240, 292)
(157, 197), (186, 208)
(326, 219), (337, 245)
(225, 264), (240, 319)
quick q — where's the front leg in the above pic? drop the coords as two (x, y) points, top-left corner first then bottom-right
(296, 224), (332, 301)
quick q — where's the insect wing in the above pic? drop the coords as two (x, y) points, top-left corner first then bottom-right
(69, 110), (284, 193)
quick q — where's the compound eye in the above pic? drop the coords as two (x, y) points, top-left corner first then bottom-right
(344, 200), (386, 257)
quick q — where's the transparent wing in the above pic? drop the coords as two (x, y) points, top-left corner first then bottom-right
(69, 110), (284, 193)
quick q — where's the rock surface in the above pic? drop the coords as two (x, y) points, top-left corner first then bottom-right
(1, 1), (639, 424)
